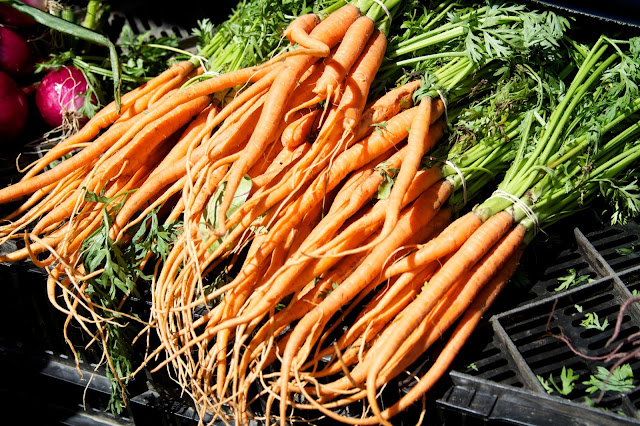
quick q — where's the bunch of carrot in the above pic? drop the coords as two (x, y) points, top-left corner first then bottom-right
(349, 28), (640, 426)
(0, 0), (638, 424)
(138, 1), (577, 423)
(0, 0), (351, 411)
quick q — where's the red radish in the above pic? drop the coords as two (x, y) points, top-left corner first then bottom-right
(0, 70), (28, 141)
(0, 26), (34, 77)
(0, 0), (49, 27)
(35, 65), (97, 128)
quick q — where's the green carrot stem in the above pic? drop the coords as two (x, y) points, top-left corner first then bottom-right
(392, 5), (490, 51)
(501, 49), (617, 201)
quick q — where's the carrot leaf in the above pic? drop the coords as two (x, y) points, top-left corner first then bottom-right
(552, 366), (580, 395)
(580, 312), (609, 332)
(554, 268), (593, 291)
(583, 364), (635, 394)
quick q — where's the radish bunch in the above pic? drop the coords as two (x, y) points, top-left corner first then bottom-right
(0, 0), (96, 142)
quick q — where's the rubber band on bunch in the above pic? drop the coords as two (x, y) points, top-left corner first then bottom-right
(488, 189), (540, 235)
(192, 55), (210, 74)
(435, 88), (448, 126)
(371, 0), (393, 25)
(424, 156), (467, 206)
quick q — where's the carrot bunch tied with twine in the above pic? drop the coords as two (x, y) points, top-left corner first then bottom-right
(141, 1), (579, 423)
(0, 0), (353, 413)
(355, 31), (640, 425)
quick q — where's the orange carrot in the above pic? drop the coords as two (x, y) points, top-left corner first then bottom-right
(372, 96), (434, 249)
(215, 4), (360, 235)
(319, 29), (387, 141)
(281, 109), (320, 148)
(361, 229), (526, 424)
(283, 14), (330, 57)
(20, 61), (196, 180)
(250, 142), (310, 192)
(286, 239), (524, 426)
(89, 95), (211, 189)
(148, 101), (219, 180)
(303, 216), (451, 380)
(353, 79), (422, 141)
(307, 260), (443, 379)
(383, 210), (484, 279)
(315, 15), (375, 104)
(185, 130), (442, 327)
(285, 15), (375, 116)
(207, 92), (266, 161)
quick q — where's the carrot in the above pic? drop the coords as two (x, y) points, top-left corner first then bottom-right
(356, 230), (526, 425)
(110, 97), (231, 238)
(0, 63), (274, 205)
(199, 156), (396, 331)
(316, 16), (375, 104)
(281, 109), (320, 148)
(0, 166), (85, 239)
(58, 141), (173, 255)
(293, 146), (410, 256)
(233, 248), (369, 415)
(214, 5), (360, 235)
(306, 219), (451, 382)
(281, 61), (328, 124)
(285, 238), (524, 426)
(186, 164), (230, 226)
(283, 14), (330, 57)
(204, 64), (282, 139)
(353, 79), (422, 141)
(247, 140), (285, 180)
(148, 101), (220, 180)
(0, 231), (67, 264)
(169, 109), (440, 330)
(243, 248), (366, 372)
(370, 96), (434, 250)
(383, 210), (484, 279)
(319, 29), (387, 143)
(207, 92), (266, 161)
(285, 15), (375, 117)
(112, 156), (203, 240)
(250, 142), (310, 193)
(191, 154), (444, 331)
(109, 102), (219, 233)
(87, 95), (212, 191)
(29, 169), (99, 236)
(288, 200), (451, 396)
(249, 106), (442, 254)
(216, 200), (328, 398)
(150, 185), (381, 375)
(305, 125), (446, 259)
(220, 66), (416, 243)
(306, 259), (443, 379)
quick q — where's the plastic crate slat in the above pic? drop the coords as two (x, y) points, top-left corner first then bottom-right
(441, 372), (639, 425)
(575, 228), (617, 279)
